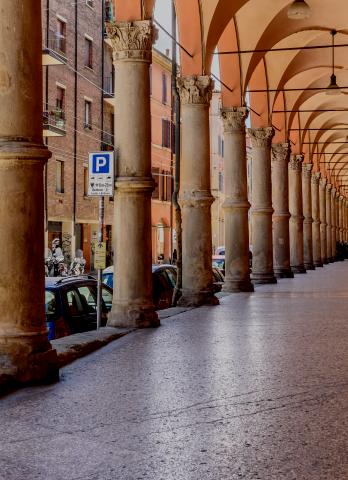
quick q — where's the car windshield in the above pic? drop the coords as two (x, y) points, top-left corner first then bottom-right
(212, 258), (225, 269)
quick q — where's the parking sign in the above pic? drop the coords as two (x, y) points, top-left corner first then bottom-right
(88, 151), (114, 197)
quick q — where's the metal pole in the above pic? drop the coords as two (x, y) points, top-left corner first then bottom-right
(97, 196), (105, 330)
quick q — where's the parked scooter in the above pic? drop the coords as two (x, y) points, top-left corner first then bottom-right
(69, 249), (86, 276)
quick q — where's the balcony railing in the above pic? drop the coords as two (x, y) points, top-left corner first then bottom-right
(102, 132), (114, 151)
(43, 107), (66, 137)
(42, 30), (67, 65)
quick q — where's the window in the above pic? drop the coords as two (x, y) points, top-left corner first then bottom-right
(162, 119), (171, 148)
(77, 286), (97, 313)
(162, 73), (167, 104)
(84, 37), (93, 69)
(102, 287), (112, 311)
(56, 86), (65, 111)
(56, 160), (64, 193)
(83, 167), (88, 196)
(218, 172), (224, 192)
(152, 167), (159, 199)
(56, 19), (66, 54)
(84, 100), (92, 129)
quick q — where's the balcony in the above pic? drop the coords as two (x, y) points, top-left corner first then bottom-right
(42, 30), (67, 66)
(103, 76), (115, 107)
(43, 107), (66, 137)
(101, 132), (114, 151)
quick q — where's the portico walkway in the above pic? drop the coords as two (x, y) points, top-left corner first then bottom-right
(1, 262), (348, 480)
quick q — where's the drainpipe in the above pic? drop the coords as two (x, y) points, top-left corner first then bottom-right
(171, 0), (182, 305)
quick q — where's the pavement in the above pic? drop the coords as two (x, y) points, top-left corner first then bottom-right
(0, 261), (348, 479)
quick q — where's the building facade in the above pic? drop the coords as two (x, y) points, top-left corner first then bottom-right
(42, 0), (174, 270)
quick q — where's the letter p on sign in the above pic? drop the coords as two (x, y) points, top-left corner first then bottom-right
(92, 154), (109, 174)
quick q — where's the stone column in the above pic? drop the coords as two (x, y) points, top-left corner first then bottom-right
(271, 142), (293, 278)
(319, 178), (328, 263)
(335, 192), (340, 249)
(107, 20), (159, 327)
(289, 155), (306, 274)
(221, 108), (253, 292)
(0, 0), (58, 389)
(326, 183), (332, 262)
(302, 163), (314, 270)
(339, 195), (344, 243)
(331, 188), (337, 260)
(248, 127), (276, 284)
(311, 172), (322, 267)
(177, 75), (218, 306)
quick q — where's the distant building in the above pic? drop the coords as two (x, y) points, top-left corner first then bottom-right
(42, 0), (174, 269)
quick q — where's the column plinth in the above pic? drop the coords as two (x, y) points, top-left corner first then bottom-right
(0, 0), (59, 390)
(289, 155), (306, 274)
(221, 108), (253, 292)
(271, 143), (293, 278)
(302, 163), (315, 270)
(248, 127), (277, 284)
(311, 172), (323, 267)
(326, 183), (333, 262)
(177, 75), (218, 306)
(107, 20), (159, 328)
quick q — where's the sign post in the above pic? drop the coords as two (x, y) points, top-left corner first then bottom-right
(88, 151), (114, 329)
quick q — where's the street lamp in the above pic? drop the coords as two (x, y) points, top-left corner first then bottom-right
(287, 0), (311, 20)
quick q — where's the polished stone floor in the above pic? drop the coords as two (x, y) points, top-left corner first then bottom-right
(1, 262), (348, 480)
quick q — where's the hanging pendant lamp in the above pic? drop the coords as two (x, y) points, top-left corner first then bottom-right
(287, 0), (311, 20)
(326, 30), (341, 96)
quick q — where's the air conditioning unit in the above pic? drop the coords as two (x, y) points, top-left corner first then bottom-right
(86, 0), (94, 7)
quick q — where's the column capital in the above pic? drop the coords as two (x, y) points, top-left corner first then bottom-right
(177, 75), (214, 105)
(302, 162), (313, 178)
(220, 107), (248, 133)
(271, 142), (290, 164)
(320, 177), (327, 188)
(326, 183), (332, 192)
(106, 20), (157, 63)
(311, 171), (321, 184)
(247, 127), (274, 148)
(289, 154), (304, 171)
(331, 187), (337, 196)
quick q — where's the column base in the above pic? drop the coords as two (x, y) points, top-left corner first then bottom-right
(108, 304), (160, 329)
(314, 261), (323, 267)
(223, 279), (254, 293)
(304, 263), (315, 270)
(291, 265), (306, 274)
(251, 273), (277, 285)
(0, 334), (58, 393)
(178, 290), (219, 307)
(274, 269), (294, 279)
(322, 259), (329, 264)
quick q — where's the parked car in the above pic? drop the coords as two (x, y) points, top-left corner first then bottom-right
(102, 264), (177, 310)
(45, 275), (113, 340)
(212, 267), (225, 292)
(212, 255), (225, 275)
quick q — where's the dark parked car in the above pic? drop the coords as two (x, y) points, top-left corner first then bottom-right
(102, 264), (177, 310)
(45, 276), (113, 340)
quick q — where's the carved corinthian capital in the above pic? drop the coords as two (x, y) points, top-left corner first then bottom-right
(106, 20), (156, 62)
(247, 127), (274, 148)
(271, 142), (290, 164)
(326, 183), (332, 192)
(289, 154), (304, 171)
(221, 107), (248, 133)
(177, 75), (214, 105)
(311, 171), (321, 185)
(302, 162), (313, 179)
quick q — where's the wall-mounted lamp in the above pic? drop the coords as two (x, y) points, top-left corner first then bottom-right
(287, 0), (311, 20)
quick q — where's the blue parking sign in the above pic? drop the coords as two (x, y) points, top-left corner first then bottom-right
(88, 151), (114, 197)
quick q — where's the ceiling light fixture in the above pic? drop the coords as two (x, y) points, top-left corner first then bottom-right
(326, 30), (341, 95)
(287, 0), (311, 20)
